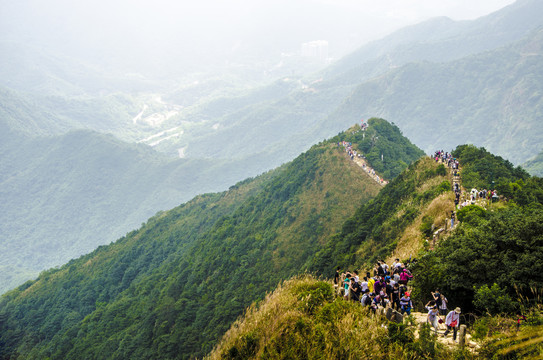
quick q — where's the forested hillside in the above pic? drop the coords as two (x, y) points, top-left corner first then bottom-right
(2, 122), (542, 359)
(0, 129), (267, 293)
(412, 145), (542, 310)
(0, 120), (422, 359)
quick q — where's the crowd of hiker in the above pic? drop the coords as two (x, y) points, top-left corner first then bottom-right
(433, 149), (499, 210)
(338, 141), (388, 186)
(433, 150), (459, 171)
(328, 148), (470, 341)
(334, 260), (462, 341)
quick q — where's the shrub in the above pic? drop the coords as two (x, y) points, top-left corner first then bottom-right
(386, 321), (414, 345)
(419, 215), (434, 238)
(436, 164), (448, 176)
(456, 205), (486, 225)
(474, 283), (518, 315)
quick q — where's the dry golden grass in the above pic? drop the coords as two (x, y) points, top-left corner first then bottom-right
(206, 275), (457, 360)
(386, 164), (455, 264)
(205, 275), (392, 360)
(205, 276), (310, 360)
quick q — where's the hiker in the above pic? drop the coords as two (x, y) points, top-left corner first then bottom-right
(373, 277), (384, 295)
(353, 270), (360, 283)
(400, 292), (413, 315)
(438, 294), (448, 316)
(399, 268), (412, 285)
(361, 290), (372, 305)
(373, 291), (389, 309)
(391, 283), (401, 311)
(362, 292), (376, 313)
(350, 278), (361, 302)
(385, 278), (393, 301)
(375, 262), (385, 277)
(334, 267), (340, 288)
(360, 277), (369, 293)
(343, 273), (351, 300)
(427, 305), (441, 333)
(443, 307), (461, 341)
(432, 289), (442, 308)
(381, 261), (389, 275)
(393, 267), (401, 283)
(367, 275), (376, 294)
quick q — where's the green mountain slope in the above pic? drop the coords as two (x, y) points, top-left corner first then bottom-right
(0, 121), (422, 359)
(310, 156), (453, 276)
(412, 145), (542, 311)
(0, 129), (269, 293)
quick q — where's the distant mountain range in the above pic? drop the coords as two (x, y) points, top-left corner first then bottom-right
(161, 0), (543, 167)
(332, 26), (543, 164)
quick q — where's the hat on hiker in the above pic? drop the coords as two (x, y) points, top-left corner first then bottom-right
(455, 307), (461, 313)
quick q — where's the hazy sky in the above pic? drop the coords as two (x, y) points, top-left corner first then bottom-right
(0, 0), (517, 74)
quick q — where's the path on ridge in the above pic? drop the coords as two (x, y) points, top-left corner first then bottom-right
(339, 140), (388, 186)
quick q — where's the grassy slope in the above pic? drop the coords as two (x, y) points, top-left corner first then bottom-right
(206, 276), (452, 360)
(311, 156), (453, 276)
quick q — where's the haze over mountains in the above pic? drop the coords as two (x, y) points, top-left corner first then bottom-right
(1, 0), (543, 294)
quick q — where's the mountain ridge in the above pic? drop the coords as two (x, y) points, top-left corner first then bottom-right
(0, 120), (422, 359)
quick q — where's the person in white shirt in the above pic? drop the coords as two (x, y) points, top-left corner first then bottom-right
(443, 307), (461, 340)
(360, 277), (369, 293)
(439, 294), (448, 316)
